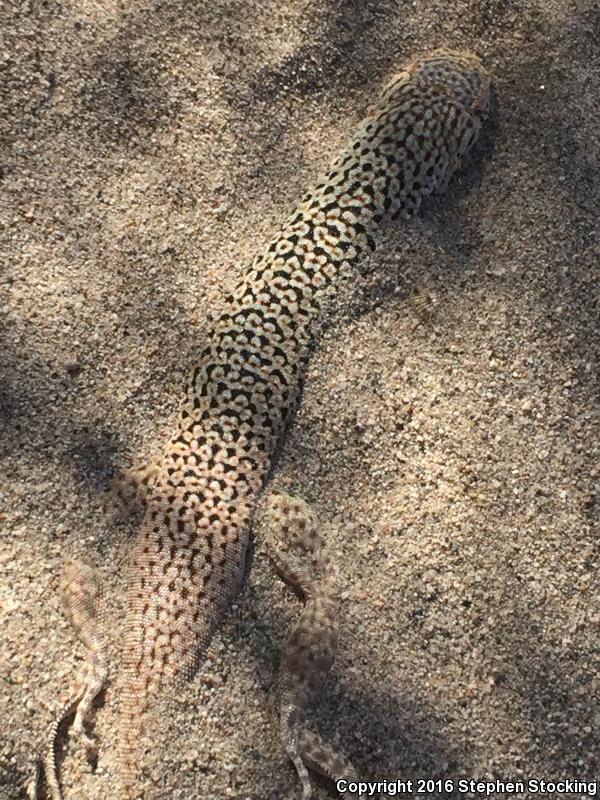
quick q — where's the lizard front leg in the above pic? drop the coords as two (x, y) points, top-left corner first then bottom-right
(109, 460), (160, 523)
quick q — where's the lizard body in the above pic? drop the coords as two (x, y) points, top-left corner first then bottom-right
(36, 49), (491, 799)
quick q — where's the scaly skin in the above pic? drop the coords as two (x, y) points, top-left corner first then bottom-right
(35, 49), (491, 799)
(121, 47), (491, 798)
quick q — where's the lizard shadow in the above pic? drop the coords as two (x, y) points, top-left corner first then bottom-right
(0, 760), (33, 800)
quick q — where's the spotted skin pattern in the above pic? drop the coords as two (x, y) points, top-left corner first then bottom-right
(118, 48), (490, 798)
(35, 49), (491, 798)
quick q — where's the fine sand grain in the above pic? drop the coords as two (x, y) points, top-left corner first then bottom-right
(1, 2), (599, 799)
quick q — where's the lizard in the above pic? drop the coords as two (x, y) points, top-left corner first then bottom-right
(32, 48), (492, 799)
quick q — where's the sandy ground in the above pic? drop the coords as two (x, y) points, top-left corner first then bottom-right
(1, 1), (599, 799)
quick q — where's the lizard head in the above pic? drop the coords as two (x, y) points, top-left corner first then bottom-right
(412, 48), (492, 117)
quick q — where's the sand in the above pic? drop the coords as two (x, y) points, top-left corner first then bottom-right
(1, 1), (599, 799)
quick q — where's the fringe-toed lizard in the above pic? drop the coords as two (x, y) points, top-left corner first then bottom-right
(31, 48), (492, 799)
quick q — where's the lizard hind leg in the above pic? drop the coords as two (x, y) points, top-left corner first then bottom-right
(261, 492), (361, 799)
(59, 560), (108, 750)
(31, 560), (108, 800)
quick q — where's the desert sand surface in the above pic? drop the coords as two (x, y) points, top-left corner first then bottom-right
(1, 1), (599, 799)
